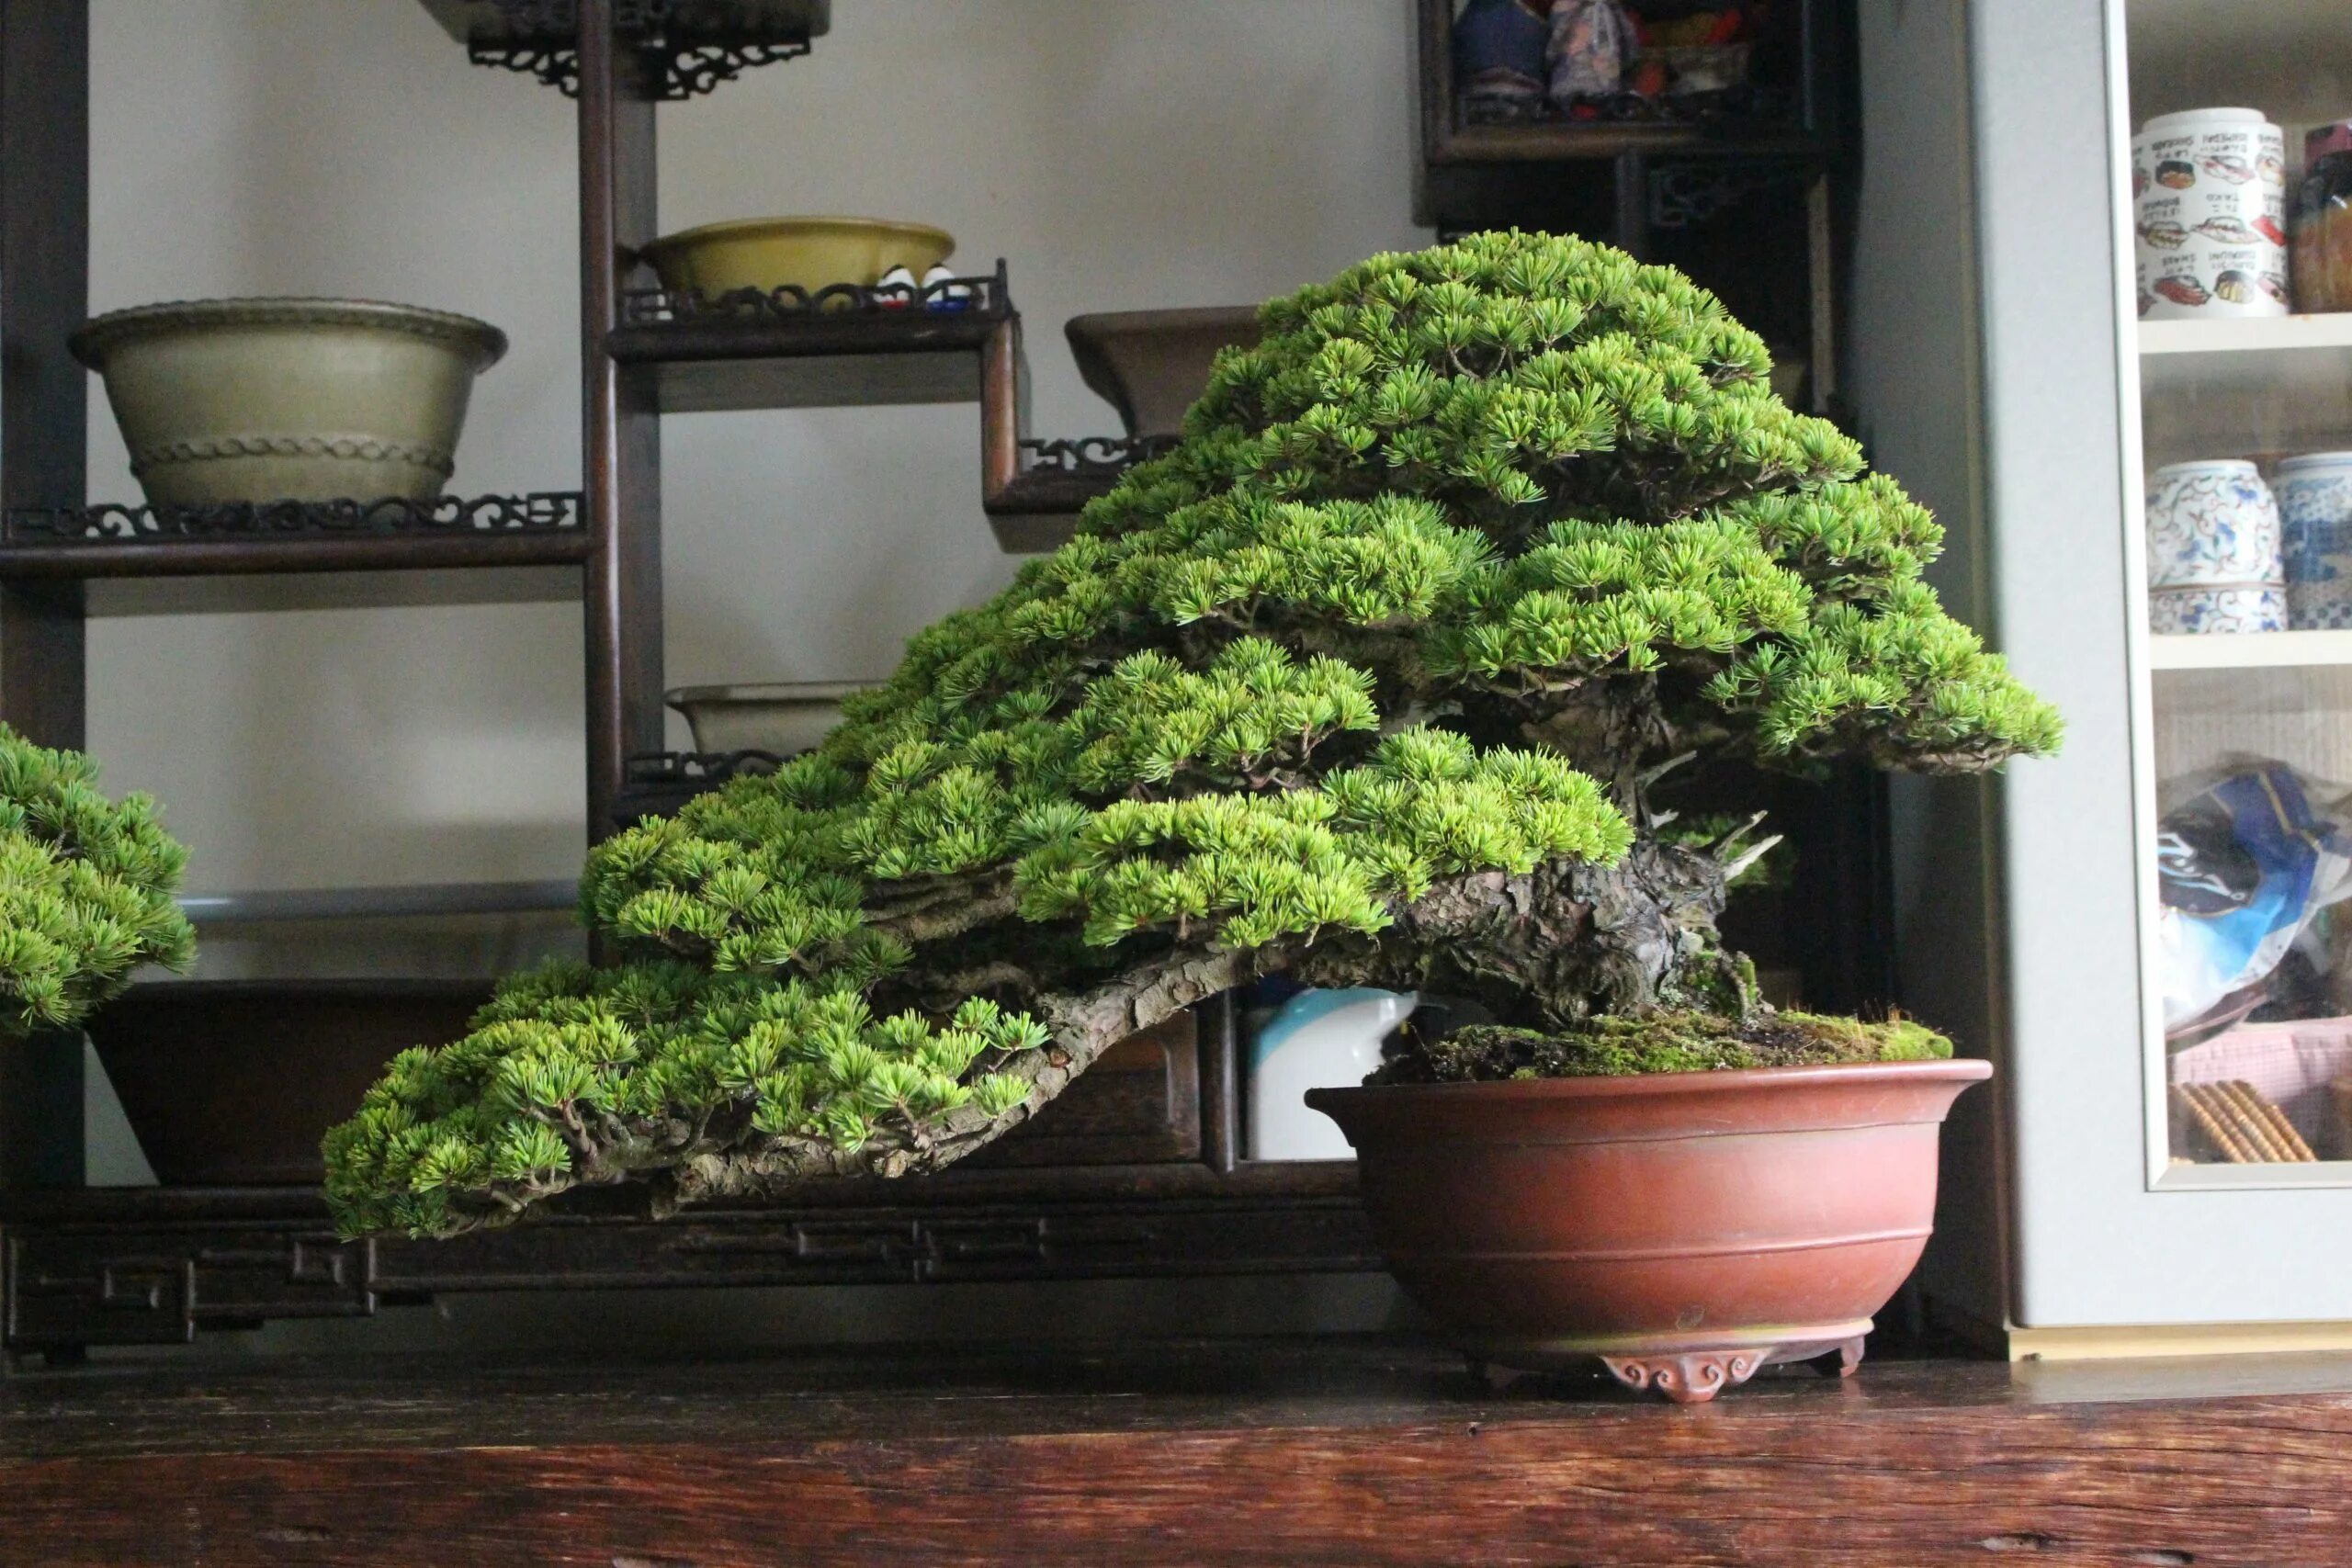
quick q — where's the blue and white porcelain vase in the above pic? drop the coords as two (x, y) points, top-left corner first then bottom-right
(2278, 452), (2352, 630)
(2145, 458), (2285, 634)
(2147, 583), (2288, 635)
(1247, 987), (1416, 1161)
(2147, 459), (2282, 587)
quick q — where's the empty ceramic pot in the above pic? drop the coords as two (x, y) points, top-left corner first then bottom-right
(89, 979), (491, 1185)
(640, 217), (956, 299)
(1309, 1058), (1992, 1403)
(72, 299), (507, 507)
(1064, 307), (1264, 438)
(665, 682), (876, 757)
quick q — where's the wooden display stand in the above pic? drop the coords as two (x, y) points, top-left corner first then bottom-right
(7, 1337), (2352, 1565)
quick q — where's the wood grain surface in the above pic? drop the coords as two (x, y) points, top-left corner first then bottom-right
(6, 1339), (2352, 1566)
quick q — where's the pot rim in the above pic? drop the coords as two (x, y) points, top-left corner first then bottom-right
(663, 681), (877, 707)
(1305, 1055), (1993, 1108)
(72, 298), (508, 371)
(640, 215), (956, 259)
(92, 977), (500, 1004)
(1064, 305), (1266, 335)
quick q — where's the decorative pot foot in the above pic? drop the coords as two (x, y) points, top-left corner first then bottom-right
(1600, 1329), (1871, 1404)
(1815, 1335), (1867, 1379)
(1600, 1349), (1759, 1404)
(1597, 1332), (1868, 1403)
(1459, 1320), (1876, 1404)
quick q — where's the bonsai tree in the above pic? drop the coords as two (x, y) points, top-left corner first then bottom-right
(323, 231), (2058, 1239)
(0, 724), (195, 1035)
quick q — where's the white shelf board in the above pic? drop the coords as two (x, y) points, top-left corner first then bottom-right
(2155, 1158), (2352, 1193)
(2137, 316), (2352, 459)
(2127, 0), (2352, 129)
(2140, 315), (2352, 358)
(2148, 628), (2352, 670)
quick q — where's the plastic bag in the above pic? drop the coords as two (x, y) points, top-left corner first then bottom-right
(2156, 761), (2352, 1034)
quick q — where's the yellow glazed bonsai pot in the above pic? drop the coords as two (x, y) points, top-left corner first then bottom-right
(72, 298), (507, 507)
(639, 215), (956, 299)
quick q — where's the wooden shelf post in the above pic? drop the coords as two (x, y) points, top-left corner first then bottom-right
(578, 0), (662, 840)
(0, 0), (90, 1194)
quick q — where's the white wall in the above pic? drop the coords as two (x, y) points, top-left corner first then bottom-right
(85, 0), (1427, 924)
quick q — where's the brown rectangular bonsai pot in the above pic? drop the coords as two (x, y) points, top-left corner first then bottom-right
(88, 979), (492, 1186)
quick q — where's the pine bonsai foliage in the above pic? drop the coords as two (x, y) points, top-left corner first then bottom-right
(0, 725), (195, 1035)
(324, 232), (2058, 1239)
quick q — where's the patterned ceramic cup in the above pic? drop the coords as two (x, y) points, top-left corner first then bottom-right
(2149, 583), (2289, 635)
(2146, 459), (2284, 589)
(2133, 107), (2289, 318)
(2278, 452), (2352, 629)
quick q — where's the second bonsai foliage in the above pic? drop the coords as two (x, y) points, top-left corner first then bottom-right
(324, 231), (2060, 1239)
(0, 724), (194, 1037)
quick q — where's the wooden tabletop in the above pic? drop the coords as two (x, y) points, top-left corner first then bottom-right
(6, 1336), (2351, 1566)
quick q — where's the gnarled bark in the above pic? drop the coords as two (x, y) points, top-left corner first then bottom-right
(432, 832), (1735, 1232)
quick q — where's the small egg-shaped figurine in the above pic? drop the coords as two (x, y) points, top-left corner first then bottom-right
(922, 263), (974, 312)
(875, 265), (918, 309)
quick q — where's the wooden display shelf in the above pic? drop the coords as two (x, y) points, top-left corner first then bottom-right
(977, 312), (1159, 553)
(2, 999), (1374, 1354)
(418, 0), (829, 47)
(0, 494), (591, 579)
(416, 0), (830, 98)
(1, 1167), (1372, 1352)
(605, 276), (1011, 413)
(7, 1340), (2352, 1565)
(602, 268), (1145, 552)
(1433, 120), (1826, 164)
(2148, 628), (2352, 670)
(984, 467), (1122, 554)
(1409, 0), (1839, 228)
(0, 529), (592, 580)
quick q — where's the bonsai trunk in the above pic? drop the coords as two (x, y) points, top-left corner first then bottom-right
(445, 831), (1745, 1229)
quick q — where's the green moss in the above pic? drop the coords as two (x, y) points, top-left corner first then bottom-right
(1372, 1009), (1954, 1084)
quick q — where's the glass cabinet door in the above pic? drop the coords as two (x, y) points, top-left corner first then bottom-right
(2124, 1), (2352, 1188)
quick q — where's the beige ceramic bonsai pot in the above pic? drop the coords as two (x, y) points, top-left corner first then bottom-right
(665, 682), (877, 757)
(1309, 1057), (1993, 1403)
(73, 298), (507, 507)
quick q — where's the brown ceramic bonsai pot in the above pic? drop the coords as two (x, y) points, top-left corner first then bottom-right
(89, 980), (492, 1185)
(1064, 306), (1264, 437)
(1307, 1057), (1993, 1404)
